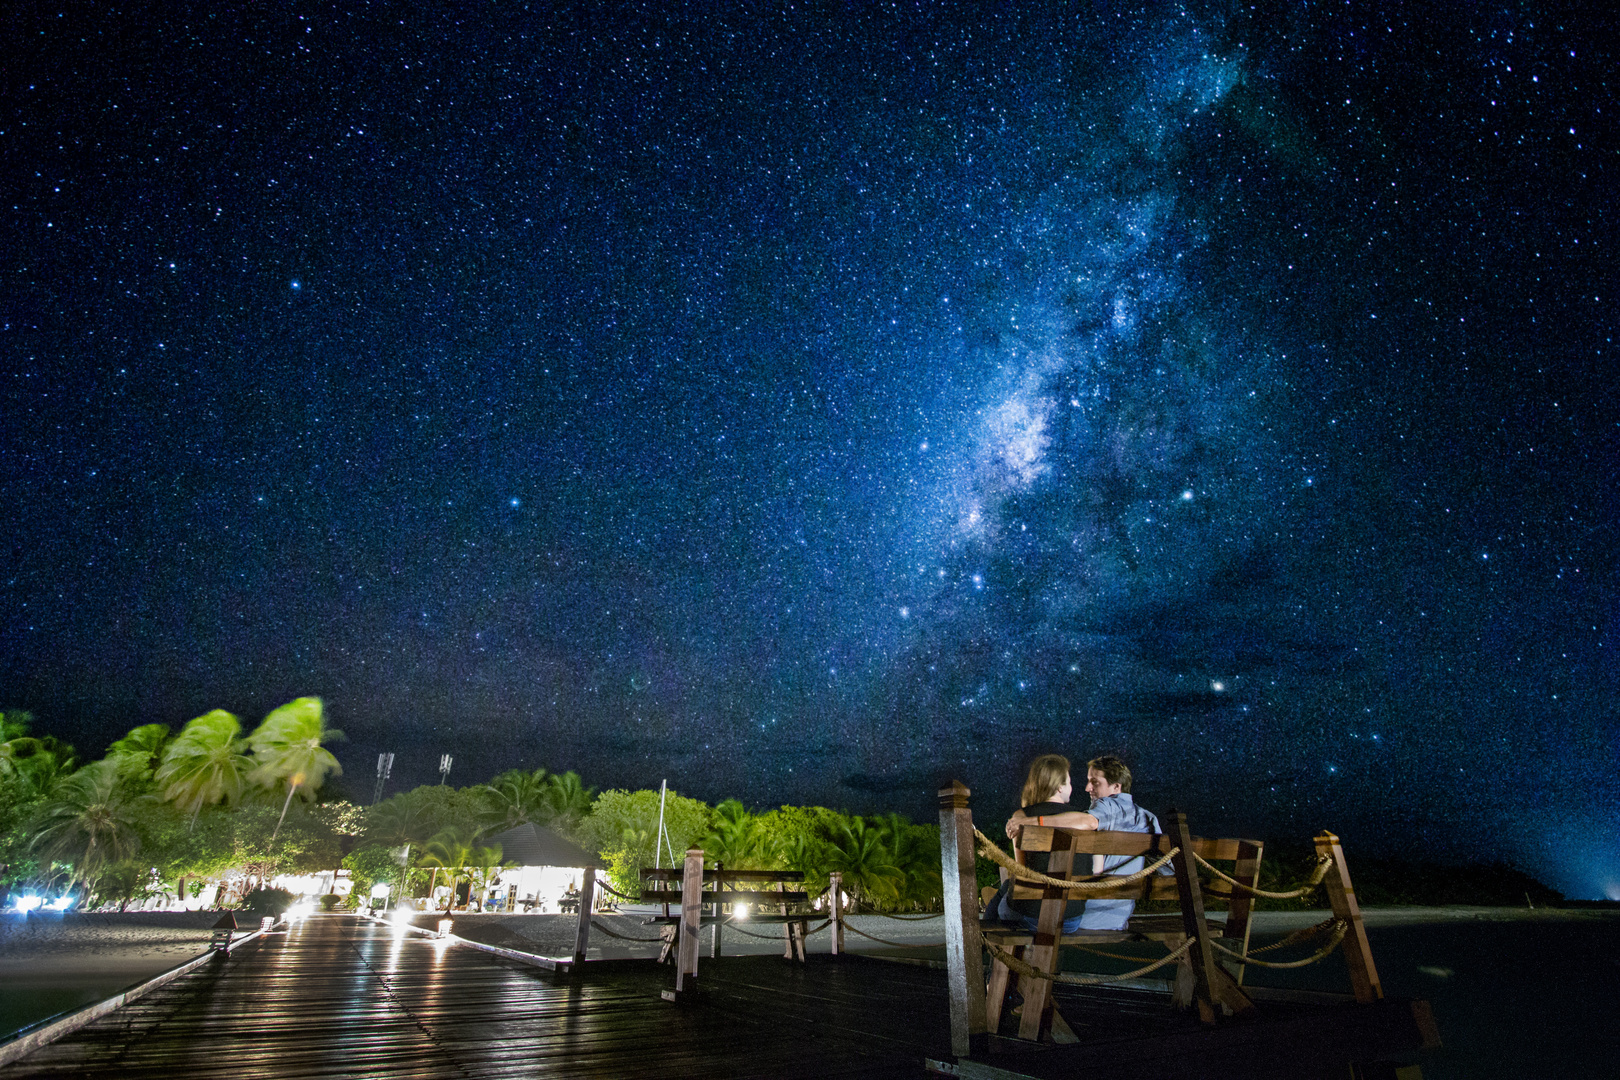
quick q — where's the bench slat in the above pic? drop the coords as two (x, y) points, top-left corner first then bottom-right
(640, 889), (810, 905)
(1014, 826), (1262, 861)
(1007, 876), (1177, 902)
(639, 869), (806, 883)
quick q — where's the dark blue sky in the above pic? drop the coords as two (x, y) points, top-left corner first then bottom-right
(2, 2), (1615, 897)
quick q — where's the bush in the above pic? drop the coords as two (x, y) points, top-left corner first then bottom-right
(240, 886), (296, 915)
(318, 893), (342, 911)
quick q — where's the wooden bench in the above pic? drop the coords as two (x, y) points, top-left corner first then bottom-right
(984, 818), (1264, 1039)
(937, 781), (1383, 1055)
(641, 848), (814, 1000)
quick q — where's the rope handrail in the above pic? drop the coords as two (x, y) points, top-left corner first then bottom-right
(1244, 915), (1343, 955)
(721, 918), (805, 941)
(589, 918), (670, 943)
(1193, 850), (1334, 900)
(986, 937), (1195, 986)
(867, 911), (944, 921)
(841, 922), (946, 950)
(974, 828), (1179, 891)
(596, 879), (640, 901)
(1209, 919), (1347, 969)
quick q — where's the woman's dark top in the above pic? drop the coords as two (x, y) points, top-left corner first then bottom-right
(1008, 800), (1087, 922)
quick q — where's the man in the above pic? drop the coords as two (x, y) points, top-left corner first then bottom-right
(1004, 755), (1161, 930)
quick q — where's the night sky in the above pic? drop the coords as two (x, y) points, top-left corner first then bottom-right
(3, 3), (1615, 897)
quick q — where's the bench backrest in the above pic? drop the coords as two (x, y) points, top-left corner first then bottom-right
(639, 867), (810, 906)
(1007, 825), (1264, 939)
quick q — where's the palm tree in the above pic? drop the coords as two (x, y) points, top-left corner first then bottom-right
(466, 843), (516, 910)
(872, 812), (942, 910)
(824, 817), (904, 908)
(420, 826), (478, 912)
(246, 697), (344, 840)
(106, 724), (172, 787)
(542, 771), (595, 835)
(30, 761), (146, 890)
(1, 737), (77, 800)
(475, 767), (551, 832)
(701, 799), (771, 869)
(367, 789), (442, 899)
(156, 710), (251, 819)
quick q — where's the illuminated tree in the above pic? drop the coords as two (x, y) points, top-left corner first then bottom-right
(542, 771), (596, 835)
(246, 697), (344, 840)
(29, 761), (146, 890)
(156, 710), (251, 819)
(106, 724), (172, 788)
(823, 817), (904, 907)
(476, 767), (551, 832)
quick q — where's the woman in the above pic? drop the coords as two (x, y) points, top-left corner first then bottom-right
(993, 754), (1088, 933)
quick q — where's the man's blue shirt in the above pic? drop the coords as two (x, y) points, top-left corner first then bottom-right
(1079, 793), (1161, 930)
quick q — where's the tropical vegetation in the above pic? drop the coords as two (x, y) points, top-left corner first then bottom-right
(1, 705), (952, 914)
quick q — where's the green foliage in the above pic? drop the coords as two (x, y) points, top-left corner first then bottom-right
(241, 886), (296, 915)
(699, 799), (772, 869)
(474, 767), (552, 832)
(29, 760), (149, 888)
(580, 788), (710, 899)
(367, 785), (482, 848)
(155, 710), (251, 817)
(245, 697), (344, 838)
(823, 817), (905, 906)
(542, 771), (596, 836)
(343, 843), (408, 901)
(105, 724), (172, 789)
(92, 859), (161, 911)
(0, 713), (79, 806)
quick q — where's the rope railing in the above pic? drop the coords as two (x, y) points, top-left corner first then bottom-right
(1209, 919), (1347, 969)
(1193, 851), (1334, 900)
(974, 828), (1179, 891)
(840, 922), (946, 950)
(596, 879), (640, 901)
(866, 911), (943, 921)
(589, 918), (670, 944)
(986, 937), (1196, 986)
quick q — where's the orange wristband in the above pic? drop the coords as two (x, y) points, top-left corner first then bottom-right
(1037, 816), (1043, 826)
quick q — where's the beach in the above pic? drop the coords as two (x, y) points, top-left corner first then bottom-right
(0, 911), (232, 1039)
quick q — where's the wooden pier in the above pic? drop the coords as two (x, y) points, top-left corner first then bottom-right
(0, 914), (948, 1078)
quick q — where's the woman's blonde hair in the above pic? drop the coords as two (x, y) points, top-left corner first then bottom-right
(1020, 754), (1071, 807)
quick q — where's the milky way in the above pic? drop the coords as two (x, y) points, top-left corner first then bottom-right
(2, 3), (1614, 896)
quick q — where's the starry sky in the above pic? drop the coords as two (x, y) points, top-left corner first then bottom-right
(2, 2), (1615, 896)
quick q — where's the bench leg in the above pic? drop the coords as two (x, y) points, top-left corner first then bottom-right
(985, 946), (1015, 1033)
(1166, 932), (1197, 1010)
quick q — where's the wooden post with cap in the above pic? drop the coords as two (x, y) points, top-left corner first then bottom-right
(938, 780), (988, 1058)
(570, 867), (595, 968)
(662, 847), (706, 1001)
(1315, 830), (1382, 1003)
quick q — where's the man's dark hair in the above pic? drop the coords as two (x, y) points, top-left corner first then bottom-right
(1087, 755), (1132, 794)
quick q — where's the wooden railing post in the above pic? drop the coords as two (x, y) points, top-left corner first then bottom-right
(570, 868), (596, 967)
(829, 872), (845, 955)
(1168, 811), (1252, 1022)
(711, 863), (724, 959)
(1314, 831), (1382, 1003)
(662, 847), (705, 1000)
(1222, 840), (1263, 986)
(938, 780), (987, 1059)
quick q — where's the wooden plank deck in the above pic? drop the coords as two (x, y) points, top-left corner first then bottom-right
(0, 914), (947, 1078)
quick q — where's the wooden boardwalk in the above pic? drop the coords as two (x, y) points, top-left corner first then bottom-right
(0, 914), (947, 1078)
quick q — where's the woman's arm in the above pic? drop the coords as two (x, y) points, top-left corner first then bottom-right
(1004, 808), (1100, 839)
